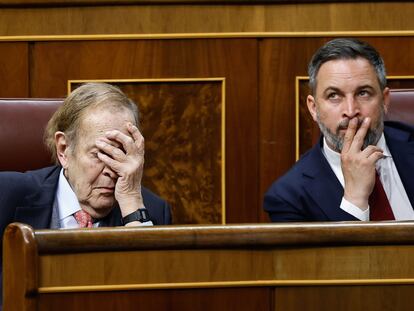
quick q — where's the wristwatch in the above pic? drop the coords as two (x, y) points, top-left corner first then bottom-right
(122, 208), (151, 225)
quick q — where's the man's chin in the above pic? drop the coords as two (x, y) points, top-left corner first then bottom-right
(88, 197), (116, 218)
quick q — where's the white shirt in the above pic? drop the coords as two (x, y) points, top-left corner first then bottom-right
(55, 169), (153, 228)
(322, 134), (414, 221)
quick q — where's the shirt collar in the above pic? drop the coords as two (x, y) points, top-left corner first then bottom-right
(56, 168), (81, 220)
(377, 133), (392, 158)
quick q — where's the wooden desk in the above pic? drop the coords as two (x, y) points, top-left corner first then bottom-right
(4, 222), (414, 310)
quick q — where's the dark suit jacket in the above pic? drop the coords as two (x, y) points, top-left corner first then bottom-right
(0, 165), (172, 306)
(264, 121), (414, 222)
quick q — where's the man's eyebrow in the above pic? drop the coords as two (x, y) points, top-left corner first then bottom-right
(322, 87), (342, 95)
(356, 84), (376, 91)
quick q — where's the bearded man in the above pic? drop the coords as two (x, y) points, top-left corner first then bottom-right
(264, 38), (414, 222)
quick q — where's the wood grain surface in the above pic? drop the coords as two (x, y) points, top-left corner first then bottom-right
(1, 3), (414, 36)
(5, 222), (414, 311)
(0, 42), (29, 97)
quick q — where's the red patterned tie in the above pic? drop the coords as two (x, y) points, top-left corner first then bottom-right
(369, 172), (395, 221)
(74, 210), (93, 228)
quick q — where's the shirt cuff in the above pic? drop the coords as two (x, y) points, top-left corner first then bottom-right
(340, 197), (369, 221)
(138, 220), (153, 226)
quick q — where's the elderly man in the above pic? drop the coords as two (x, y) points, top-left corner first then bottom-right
(0, 83), (172, 304)
(264, 38), (414, 222)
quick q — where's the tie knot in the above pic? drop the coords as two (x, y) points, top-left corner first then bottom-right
(74, 210), (93, 228)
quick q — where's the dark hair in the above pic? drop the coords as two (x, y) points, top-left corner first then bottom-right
(45, 82), (139, 163)
(308, 38), (387, 94)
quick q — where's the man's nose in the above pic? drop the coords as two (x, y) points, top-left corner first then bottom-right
(342, 96), (360, 119)
(102, 165), (117, 179)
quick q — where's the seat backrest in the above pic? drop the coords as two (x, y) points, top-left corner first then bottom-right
(387, 89), (414, 125)
(0, 99), (63, 172)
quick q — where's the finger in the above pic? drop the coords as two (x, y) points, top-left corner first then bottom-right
(101, 137), (122, 149)
(127, 123), (144, 156)
(360, 145), (383, 156)
(128, 123), (142, 142)
(97, 151), (121, 173)
(361, 146), (384, 165)
(341, 117), (358, 153)
(96, 139), (126, 161)
(349, 117), (371, 153)
(105, 130), (136, 155)
(366, 150), (384, 163)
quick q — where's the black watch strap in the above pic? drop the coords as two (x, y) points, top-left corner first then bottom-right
(122, 208), (150, 225)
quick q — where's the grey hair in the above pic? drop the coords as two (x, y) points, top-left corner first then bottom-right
(45, 82), (139, 163)
(308, 38), (387, 94)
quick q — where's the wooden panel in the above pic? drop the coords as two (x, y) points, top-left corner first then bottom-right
(274, 285), (413, 311)
(0, 42), (29, 97)
(6, 222), (414, 311)
(1, 0), (401, 6)
(39, 244), (414, 287)
(259, 37), (327, 221)
(38, 288), (271, 311)
(1, 3), (414, 36)
(70, 80), (224, 224)
(31, 39), (258, 223)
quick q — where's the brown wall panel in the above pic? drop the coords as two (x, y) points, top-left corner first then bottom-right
(2, 3), (414, 36)
(30, 39), (259, 223)
(38, 288), (271, 311)
(274, 285), (413, 311)
(0, 42), (29, 97)
(259, 37), (328, 221)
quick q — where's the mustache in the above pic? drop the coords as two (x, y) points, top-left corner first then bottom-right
(336, 118), (364, 132)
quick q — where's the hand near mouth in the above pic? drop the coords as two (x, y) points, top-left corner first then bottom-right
(340, 117), (384, 210)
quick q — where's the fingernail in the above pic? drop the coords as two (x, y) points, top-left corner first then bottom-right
(364, 117), (370, 124)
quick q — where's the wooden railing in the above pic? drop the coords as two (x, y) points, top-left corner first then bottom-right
(3, 221), (414, 310)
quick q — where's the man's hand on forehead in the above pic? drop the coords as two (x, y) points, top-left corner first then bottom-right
(94, 122), (145, 215)
(95, 123), (139, 156)
(97, 136), (124, 154)
(96, 123), (142, 160)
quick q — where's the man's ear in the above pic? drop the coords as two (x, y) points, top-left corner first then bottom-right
(55, 131), (69, 168)
(307, 95), (318, 122)
(382, 87), (390, 114)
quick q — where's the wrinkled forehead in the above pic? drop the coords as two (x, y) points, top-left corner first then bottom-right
(78, 105), (135, 141)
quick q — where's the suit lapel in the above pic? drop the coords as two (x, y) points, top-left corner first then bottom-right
(14, 167), (60, 229)
(12, 166), (126, 229)
(302, 141), (358, 221)
(386, 129), (414, 208)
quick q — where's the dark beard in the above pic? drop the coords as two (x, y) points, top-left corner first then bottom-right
(316, 112), (384, 153)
